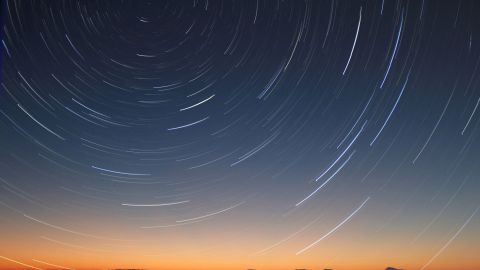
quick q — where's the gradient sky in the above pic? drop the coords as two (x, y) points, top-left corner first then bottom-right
(1, 1), (480, 270)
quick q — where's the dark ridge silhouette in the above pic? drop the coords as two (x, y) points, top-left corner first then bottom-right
(385, 267), (403, 270)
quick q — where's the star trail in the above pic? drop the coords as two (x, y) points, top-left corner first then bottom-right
(1, 1), (480, 270)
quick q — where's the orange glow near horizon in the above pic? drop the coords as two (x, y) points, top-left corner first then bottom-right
(1, 212), (479, 270)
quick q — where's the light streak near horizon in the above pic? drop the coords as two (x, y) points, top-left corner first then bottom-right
(175, 202), (246, 223)
(32, 259), (74, 270)
(296, 197), (370, 255)
(420, 206), (480, 270)
(0, 256), (44, 270)
(121, 200), (190, 207)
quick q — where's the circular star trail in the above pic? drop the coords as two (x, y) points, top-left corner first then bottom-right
(1, 1), (480, 269)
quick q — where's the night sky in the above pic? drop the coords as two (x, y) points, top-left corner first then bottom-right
(1, 1), (480, 269)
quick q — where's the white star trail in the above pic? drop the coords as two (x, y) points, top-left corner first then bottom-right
(179, 94), (215, 111)
(167, 116), (210, 130)
(176, 202), (245, 223)
(296, 197), (370, 255)
(342, 7), (362, 75)
(121, 200), (190, 207)
(419, 206), (479, 270)
(0, 256), (44, 270)
(31, 259), (74, 270)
